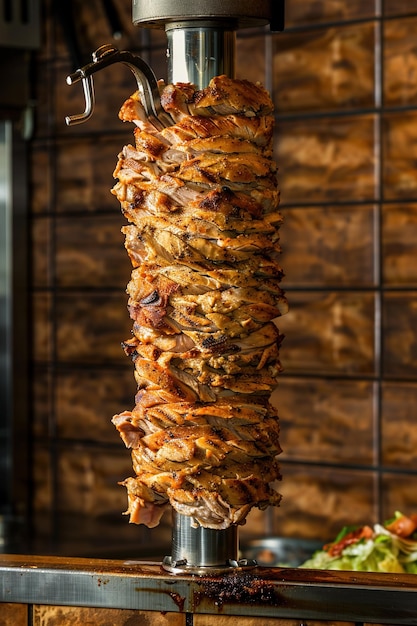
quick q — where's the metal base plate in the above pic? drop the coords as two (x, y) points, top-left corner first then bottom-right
(162, 555), (258, 576)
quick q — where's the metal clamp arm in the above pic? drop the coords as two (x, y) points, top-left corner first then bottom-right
(65, 44), (174, 129)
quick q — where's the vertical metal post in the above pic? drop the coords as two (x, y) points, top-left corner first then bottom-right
(132, 0), (284, 571)
(0, 121), (30, 553)
(171, 510), (238, 567)
(166, 22), (235, 87)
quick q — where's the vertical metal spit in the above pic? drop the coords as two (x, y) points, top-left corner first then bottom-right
(132, 0), (284, 574)
(165, 22), (236, 88)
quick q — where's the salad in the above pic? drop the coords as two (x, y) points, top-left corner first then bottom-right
(300, 511), (417, 573)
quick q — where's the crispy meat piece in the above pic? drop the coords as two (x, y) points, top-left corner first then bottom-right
(160, 75), (274, 120)
(160, 114), (274, 149)
(192, 75), (274, 117)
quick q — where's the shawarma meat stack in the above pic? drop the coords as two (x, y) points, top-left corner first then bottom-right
(111, 74), (288, 530)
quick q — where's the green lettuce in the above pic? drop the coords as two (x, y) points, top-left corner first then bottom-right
(300, 514), (417, 573)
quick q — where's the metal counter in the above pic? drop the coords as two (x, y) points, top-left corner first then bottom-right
(0, 554), (417, 624)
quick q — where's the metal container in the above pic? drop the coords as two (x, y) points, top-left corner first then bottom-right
(242, 537), (323, 567)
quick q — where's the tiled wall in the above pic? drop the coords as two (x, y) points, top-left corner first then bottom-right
(28, 0), (417, 555)
(272, 0), (417, 540)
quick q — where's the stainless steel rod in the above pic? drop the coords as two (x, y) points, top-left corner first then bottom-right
(171, 511), (238, 567)
(164, 17), (236, 568)
(131, 0), (283, 570)
(166, 24), (235, 87)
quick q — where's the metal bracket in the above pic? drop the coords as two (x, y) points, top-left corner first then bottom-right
(65, 44), (174, 129)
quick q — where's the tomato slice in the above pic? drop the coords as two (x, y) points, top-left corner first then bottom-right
(325, 525), (373, 557)
(385, 514), (417, 538)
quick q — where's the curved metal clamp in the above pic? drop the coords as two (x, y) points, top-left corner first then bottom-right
(65, 44), (174, 130)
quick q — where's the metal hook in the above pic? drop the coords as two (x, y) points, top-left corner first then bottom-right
(65, 44), (174, 129)
(65, 73), (95, 126)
